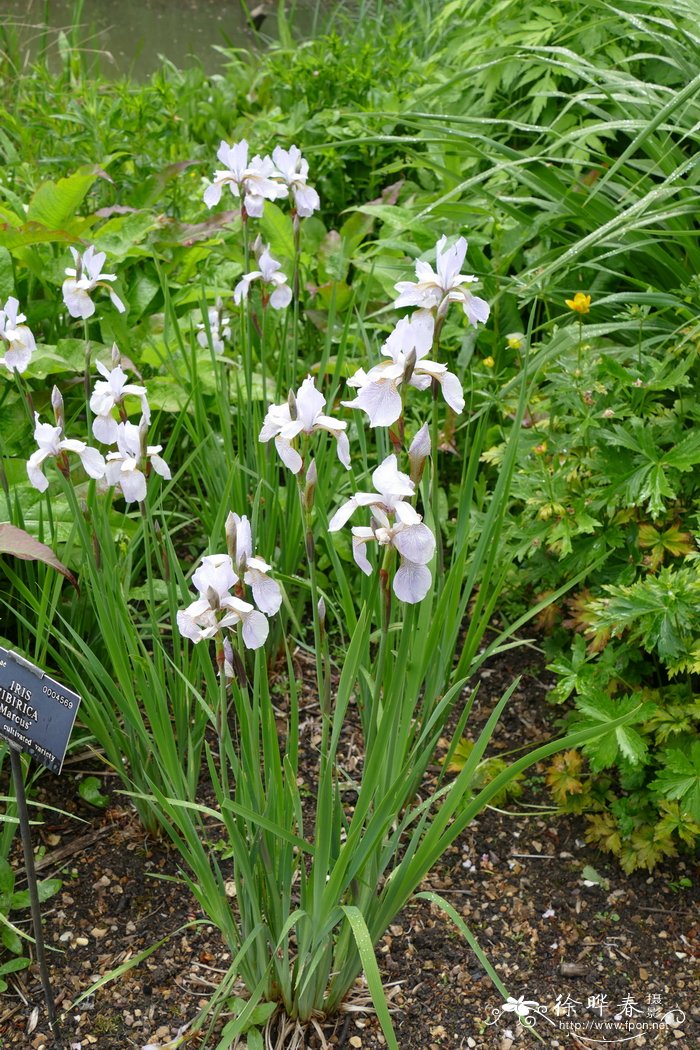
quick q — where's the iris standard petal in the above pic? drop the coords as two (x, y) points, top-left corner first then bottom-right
(233, 514), (254, 565)
(295, 376), (326, 429)
(436, 235), (467, 289)
(371, 455), (414, 500)
(193, 555), (238, 601)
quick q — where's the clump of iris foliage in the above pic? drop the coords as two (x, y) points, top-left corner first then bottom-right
(0, 0), (698, 1043)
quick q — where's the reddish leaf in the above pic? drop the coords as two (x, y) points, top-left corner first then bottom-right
(0, 524), (78, 591)
(165, 209), (240, 246)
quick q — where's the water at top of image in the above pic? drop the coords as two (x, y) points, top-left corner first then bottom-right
(0, 0), (322, 79)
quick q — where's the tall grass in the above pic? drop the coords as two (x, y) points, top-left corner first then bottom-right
(347, 0), (700, 320)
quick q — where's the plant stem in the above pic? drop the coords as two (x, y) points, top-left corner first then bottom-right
(261, 301), (268, 409)
(296, 463), (328, 723)
(241, 208), (253, 404)
(430, 314), (446, 583)
(215, 636), (231, 799)
(11, 367), (34, 430)
(291, 213), (301, 388)
(83, 318), (92, 424)
(368, 544), (394, 750)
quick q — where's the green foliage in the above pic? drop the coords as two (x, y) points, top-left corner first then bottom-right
(651, 743), (700, 822)
(572, 693), (655, 770)
(0, 854), (61, 964)
(0, 0), (698, 1024)
(543, 666), (700, 870)
(78, 775), (109, 808)
(588, 566), (700, 674)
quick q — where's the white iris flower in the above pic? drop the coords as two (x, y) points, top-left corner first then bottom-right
(27, 413), (106, 493)
(62, 246), (126, 320)
(394, 235), (489, 325)
(259, 375), (351, 475)
(203, 139), (287, 217)
(0, 296), (36, 374)
(104, 421), (170, 504)
(234, 242), (292, 310)
(90, 354), (150, 445)
(272, 145), (320, 218)
(329, 454), (435, 603)
(177, 553), (270, 651)
(226, 512), (283, 617)
(196, 301), (231, 353)
(342, 310), (464, 427)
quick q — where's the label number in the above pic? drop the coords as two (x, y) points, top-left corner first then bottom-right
(43, 684), (73, 709)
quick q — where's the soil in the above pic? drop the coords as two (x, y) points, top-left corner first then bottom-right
(1, 644), (698, 1050)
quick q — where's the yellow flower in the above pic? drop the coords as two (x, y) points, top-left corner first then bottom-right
(506, 332), (524, 350)
(565, 292), (591, 314)
(483, 355), (495, 368)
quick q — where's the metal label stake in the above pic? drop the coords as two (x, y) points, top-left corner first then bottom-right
(8, 743), (60, 1038)
(0, 646), (81, 1045)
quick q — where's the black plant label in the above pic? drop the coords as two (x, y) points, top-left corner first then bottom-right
(0, 645), (81, 774)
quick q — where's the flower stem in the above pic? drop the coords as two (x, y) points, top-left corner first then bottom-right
(241, 208), (253, 405)
(83, 318), (92, 425)
(430, 315), (446, 583)
(296, 467), (329, 723)
(11, 367), (34, 430)
(215, 636), (231, 798)
(261, 302), (268, 409)
(291, 214), (301, 387)
(368, 544), (394, 749)
(0, 455), (10, 524)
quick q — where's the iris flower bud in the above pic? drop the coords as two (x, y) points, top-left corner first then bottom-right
(408, 423), (431, 484)
(51, 385), (65, 427)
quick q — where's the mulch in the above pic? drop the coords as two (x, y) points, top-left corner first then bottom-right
(1, 644), (698, 1050)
